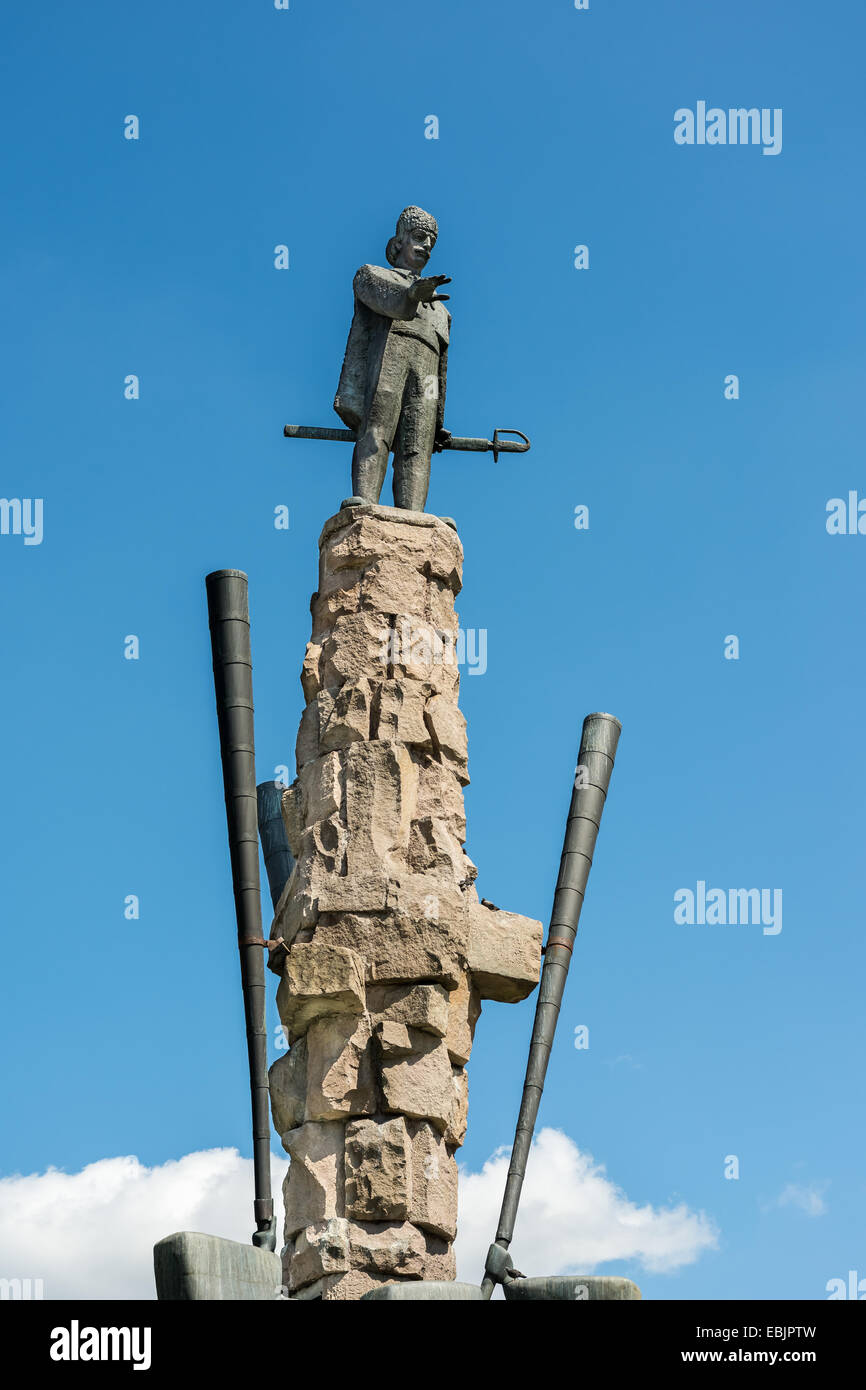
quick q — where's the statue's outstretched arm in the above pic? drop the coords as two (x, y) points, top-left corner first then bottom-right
(353, 266), (451, 321)
(353, 265), (417, 320)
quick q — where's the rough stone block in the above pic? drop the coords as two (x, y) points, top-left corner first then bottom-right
(376, 1020), (414, 1058)
(344, 740), (418, 871)
(318, 508), (463, 597)
(387, 619), (461, 697)
(406, 815), (472, 884)
(315, 900), (468, 989)
(424, 694), (469, 782)
(300, 642), (322, 702)
(381, 1034), (454, 1131)
(445, 976), (481, 1066)
(288, 1219), (350, 1292)
(467, 902), (543, 1002)
(297, 751), (342, 826)
(295, 699), (321, 771)
(305, 1013), (376, 1121)
(319, 679), (371, 752)
(407, 1122), (458, 1241)
(372, 679), (432, 747)
(345, 1222), (426, 1277)
(422, 1234), (457, 1283)
(445, 1066), (469, 1148)
(276, 943), (365, 1038)
(320, 1269), (396, 1301)
(344, 1117), (411, 1221)
(280, 781), (304, 858)
(319, 610), (395, 693)
(283, 1122), (344, 1238)
(414, 758), (467, 842)
(368, 982), (449, 1038)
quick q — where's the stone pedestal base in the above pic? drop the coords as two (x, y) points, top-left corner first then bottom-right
(268, 506), (542, 1299)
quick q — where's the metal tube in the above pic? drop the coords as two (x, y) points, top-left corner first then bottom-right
(256, 780), (295, 910)
(206, 569), (275, 1252)
(481, 712), (621, 1296)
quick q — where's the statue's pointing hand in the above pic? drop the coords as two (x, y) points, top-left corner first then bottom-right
(410, 274), (451, 305)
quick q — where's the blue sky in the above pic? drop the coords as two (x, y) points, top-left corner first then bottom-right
(1, 0), (864, 1300)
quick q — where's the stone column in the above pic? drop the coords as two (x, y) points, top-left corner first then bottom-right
(268, 504), (542, 1300)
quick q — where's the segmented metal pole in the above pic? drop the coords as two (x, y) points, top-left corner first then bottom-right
(256, 780), (295, 911)
(481, 712), (622, 1297)
(206, 569), (275, 1252)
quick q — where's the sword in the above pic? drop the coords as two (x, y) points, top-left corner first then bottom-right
(283, 423), (530, 464)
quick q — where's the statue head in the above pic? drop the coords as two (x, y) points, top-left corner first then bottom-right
(386, 205), (438, 271)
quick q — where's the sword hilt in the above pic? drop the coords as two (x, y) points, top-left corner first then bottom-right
(437, 427), (531, 461)
(492, 428), (530, 462)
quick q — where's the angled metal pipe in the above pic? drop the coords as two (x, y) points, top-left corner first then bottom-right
(206, 569), (275, 1252)
(481, 712), (622, 1297)
(256, 780), (295, 911)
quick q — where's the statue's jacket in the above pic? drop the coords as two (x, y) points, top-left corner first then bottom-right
(334, 264), (450, 435)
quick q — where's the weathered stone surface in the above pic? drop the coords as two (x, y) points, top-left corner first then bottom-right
(319, 679), (371, 752)
(318, 508), (463, 593)
(372, 679), (432, 747)
(300, 641), (323, 702)
(320, 1269), (396, 1301)
(344, 1117), (410, 1221)
(276, 943), (365, 1038)
(287, 1219), (349, 1292)
(376, 1020), (414, 1058)
(445, 1066), (469, 1148)
(368, 982), (449, 1038)
(271, 820), (348, 945)
(422, 1234), (457, 1283)
(408, 1122), (458, 1240)
(424, 694), (469, 782)
(269, 1035), (307, 1141)
(406, 815), (472, 884)
(318, 610), (395, 693)
(381, 1034), (455, 1131)
(357, 558), (429, 619)
(295, 698), (321, 771)
(288, 1277), (326, 1301)
(414, 757), (467, 842)
(387, 619), (461, 698)
(283, 1122), (344, 1238)
(305, 1013), (376, 1121)
(468, 902), (543, 1002)
(273, 860), (390, 948)
(280, 782), (304, 858)
(314, 904), (467, 988)
(346, 1222), (426, 1276)
(445, 976), (481, 1066)
(297, 751), (342, 826)
(344, 740), (418, 873)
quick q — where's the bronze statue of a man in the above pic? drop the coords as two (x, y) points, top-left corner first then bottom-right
(334, 206), (452, 514)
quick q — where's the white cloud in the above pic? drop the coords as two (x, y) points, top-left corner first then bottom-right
(456, 1128), (717, 1280)
(775, 1182), (828, 1218)
(0, 1129), (716, 1299)
(0, 1149), (289, 1300)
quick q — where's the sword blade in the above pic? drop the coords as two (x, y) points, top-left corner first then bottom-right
(283, 425), (531, 456)
(283, 424), (356, 442)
